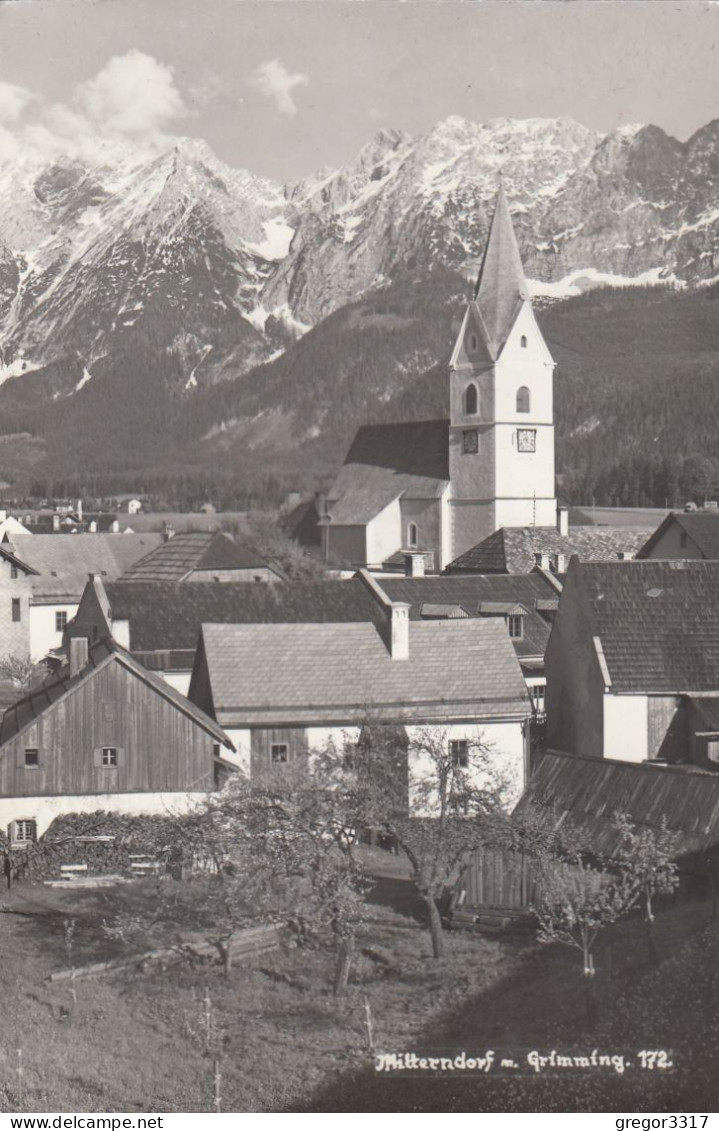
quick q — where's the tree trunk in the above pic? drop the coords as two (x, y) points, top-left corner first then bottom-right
(333, 936), (354, 997)
(645, 909), (658, 966)
(425, 896), (445, 959)
(582, 947), (597, 1027)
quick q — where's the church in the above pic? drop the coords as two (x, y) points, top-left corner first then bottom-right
(319, 185), (558, 573)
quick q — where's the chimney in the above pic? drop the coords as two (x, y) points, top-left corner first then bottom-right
(534, 551), (550, 570)
(111, 519), (119, 533)
(76, 498), (83, 521)
(315, 492), (328, 518)
(390, 602), (410, 660)
(553, 552), (566, 574)
(556, 505), (569, 537)
(89, 519), (97, 533)
(163, 521), (175, 541)
(69, 636), (88, 677)
(52, 513), (60, 533)
(404, 551), (425, 578)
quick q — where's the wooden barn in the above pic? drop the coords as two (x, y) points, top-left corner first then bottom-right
(452, 750), (719, 924)
(0, 635), (235, 840)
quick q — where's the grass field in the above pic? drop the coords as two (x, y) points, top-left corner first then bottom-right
(0, 851), (716, 1114)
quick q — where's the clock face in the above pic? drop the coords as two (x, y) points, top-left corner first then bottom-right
(517, 429), (536, 453)
(462, 429), (479, 454)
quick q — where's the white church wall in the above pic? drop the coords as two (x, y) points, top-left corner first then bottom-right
(366, 497), (402, 566)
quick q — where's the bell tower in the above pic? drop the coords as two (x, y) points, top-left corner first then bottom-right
(447, 185), (556, 561)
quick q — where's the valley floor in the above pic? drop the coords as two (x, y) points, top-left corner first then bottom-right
(0, 851), (715, 1114)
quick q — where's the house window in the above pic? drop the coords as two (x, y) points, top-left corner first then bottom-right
(507, 614), (524, 639)
(24, 748), (39, 768)
(520, 335), (528, 348)
(516, 386), (531, 413)
(101, 747), (118, 767)
(707, 740), (719, 764)
(531, 685), (546, 713)
(11, 598), (20, 622)
(517, 428), (536, 453)
(464, 383), (478, 416)
(271, 743), (288, 764)
(10, 564), (18, 579)
(55, 611), (68, 633)
(449, 739), (469, 768)
(408, 522), (418, 548)
(13, 819), (36, 845)
(462, 429), (479, 455)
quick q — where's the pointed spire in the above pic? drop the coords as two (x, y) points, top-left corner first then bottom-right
(473, 183), (529, 357)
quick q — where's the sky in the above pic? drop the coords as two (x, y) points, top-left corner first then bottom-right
(0, 0), (717, 181)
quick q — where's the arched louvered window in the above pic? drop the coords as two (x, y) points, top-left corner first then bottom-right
(408, 523), (418, 548)
(516, 385), (531, 413)
(464, 383), (478, 416)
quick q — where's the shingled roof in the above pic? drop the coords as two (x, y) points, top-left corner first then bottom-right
(117, 531), (270, 582)
(4, 533), (163, 600)
(380, 573), (557, 659)
(103, 578), (385, 652)
(473, 183), (530, 359)
(515, 750), (719, 859)
(326, 420), (449, 525)
(637, 512), (719, 560)
(570, 559), (719, 692)
(196, 617), (530, 728)
(0, 636), (232, 750)
(445, 525), (647, 574)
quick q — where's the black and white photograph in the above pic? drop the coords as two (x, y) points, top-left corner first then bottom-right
(0, 0), (717, 1117)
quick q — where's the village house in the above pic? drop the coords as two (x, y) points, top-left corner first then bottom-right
(636, 510), (719, 561)
(545, 558), (719, 767)
(444, 510), (646, 574)
(319, 185), (557, 571)
(116, 529), (280, 584)
(66, 573), (386, 693)
(187, 570), (533, 807)
(0, 532), (162, 662)
(0, 634), (234, 842)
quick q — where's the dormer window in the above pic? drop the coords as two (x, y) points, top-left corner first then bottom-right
(464, 383), (478, 416)
(507, 614), (524, 639)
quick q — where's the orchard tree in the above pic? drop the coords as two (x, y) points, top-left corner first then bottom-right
(355, 720), (513, 960)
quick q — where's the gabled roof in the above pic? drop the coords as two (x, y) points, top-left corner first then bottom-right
(515, 750), (719, 858)
(5, 533), (163, 599)
(473, 184), (529, 359)
(0, 636), (232, 749)
(102, 578), (385, 652)
(445, 525), (647, 574)
(570, 559), (719, 692)
(326, 420), (449, 526)
(198, 618), (530, 728)
(637, 511), (719, 560)
(117, 531), (271, 582)
(380, 573), (557, 659)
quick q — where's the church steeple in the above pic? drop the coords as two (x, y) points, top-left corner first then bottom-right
(446, 183), (556, 563)
(473, 183), (530, 360)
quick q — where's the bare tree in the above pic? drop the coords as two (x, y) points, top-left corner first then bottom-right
(355, 720), (513, 960)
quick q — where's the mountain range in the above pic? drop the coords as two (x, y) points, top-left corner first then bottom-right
(0, 114), (718, 503)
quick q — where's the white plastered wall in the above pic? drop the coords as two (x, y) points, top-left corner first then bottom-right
(366, 498), (402, 567)
(405, 720), (526, 814)
(29, 603), (79, 661)
(1, 790), (212, 839)
(603, 694), (649, 762)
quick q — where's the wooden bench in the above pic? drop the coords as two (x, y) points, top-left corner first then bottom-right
(128, 855), (161, 876)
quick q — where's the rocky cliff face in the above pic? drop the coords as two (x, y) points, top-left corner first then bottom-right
(0, 112), (717, 487)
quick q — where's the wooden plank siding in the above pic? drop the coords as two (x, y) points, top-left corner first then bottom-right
(250, 728), (309, 778)
(0, 659), (217, 797)
(647, 695), (686, 761)
(459, 847), (538, 912)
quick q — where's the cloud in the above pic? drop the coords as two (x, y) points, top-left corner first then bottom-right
(0, 51), (189, 166)
(189, 72), (231, 109)
(0, 80), (35, 124)
(76, 50), (187, 135)
(250, 58), (308, 117)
